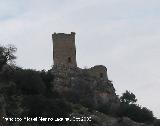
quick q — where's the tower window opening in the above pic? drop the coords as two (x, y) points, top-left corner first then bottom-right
(68, 57), (72, 63)
(100, 73), (103, 78)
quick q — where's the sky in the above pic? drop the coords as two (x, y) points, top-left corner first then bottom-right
(0, 0), (160, 118)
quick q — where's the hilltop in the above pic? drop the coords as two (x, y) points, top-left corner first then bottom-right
(0, 44), (159, 126)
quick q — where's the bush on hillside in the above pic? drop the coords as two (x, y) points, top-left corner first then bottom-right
(12, 68), (46, 95)
(117, 91), (154, 124)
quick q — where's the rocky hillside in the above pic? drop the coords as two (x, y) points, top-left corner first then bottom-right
(51, 65), (119, 108)
(0, 64), (157, 126)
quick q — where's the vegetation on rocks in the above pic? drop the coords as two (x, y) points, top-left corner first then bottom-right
(0, 45), (159, 126)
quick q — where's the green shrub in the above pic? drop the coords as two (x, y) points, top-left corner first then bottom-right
(117, 103), (154, 123)
(22, 95), (72, 118)
(12, 68), (46, 95)
(154, 119), (160, 126)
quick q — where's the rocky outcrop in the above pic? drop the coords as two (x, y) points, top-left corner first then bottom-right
(51, 65), (119, 108)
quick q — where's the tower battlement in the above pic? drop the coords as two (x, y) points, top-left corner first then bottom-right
(52, 32), (75, 40)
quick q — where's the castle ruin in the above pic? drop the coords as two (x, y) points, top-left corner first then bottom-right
(52, 32), (108, 80)
(52, 32), (77, 67)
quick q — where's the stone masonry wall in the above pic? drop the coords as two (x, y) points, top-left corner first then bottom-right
(52, 32), (77, 67)
(85, 65), (108, 80)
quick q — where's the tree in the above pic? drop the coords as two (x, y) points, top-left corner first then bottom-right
(118, 90), (154, 123)
(0, 44), (17, 70)
(120, 90), (137, 104)
(40, 70), (54, 90)
(12, 68), (46, 95)
(21, 95), (72, 125)
(154, 119), (160, 126)
(117, 104), (154, 123)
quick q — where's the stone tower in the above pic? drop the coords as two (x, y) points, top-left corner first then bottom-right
(52, 32), (77, 67)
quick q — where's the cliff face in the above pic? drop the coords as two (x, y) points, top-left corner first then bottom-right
(51, 65), (119, 108)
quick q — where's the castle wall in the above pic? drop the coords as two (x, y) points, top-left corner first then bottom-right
(87, 65), (108, 80)
(52, 32), (77, 67)
(52, 32), (108, 80)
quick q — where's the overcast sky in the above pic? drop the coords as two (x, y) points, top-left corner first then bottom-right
(0, 0), (160, 118)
